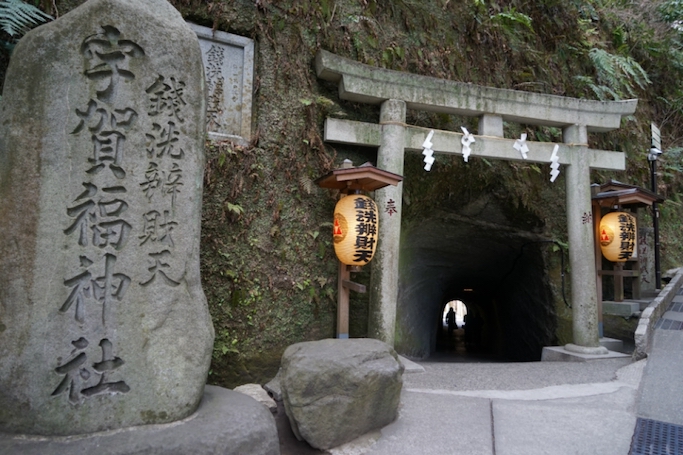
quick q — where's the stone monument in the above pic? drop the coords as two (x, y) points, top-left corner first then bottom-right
(188, 23), (254, 145)
(0, 0), (214, 436)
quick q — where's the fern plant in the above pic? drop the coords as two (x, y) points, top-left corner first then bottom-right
(573, 75), (618, 101)
(490, 7), (534, 34)
(574, 48), (651, 100)
(0, 0), (51, 38)
(1, 0), (52, 101)
(658, 0), (683, 31)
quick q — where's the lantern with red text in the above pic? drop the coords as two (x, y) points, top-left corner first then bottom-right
(333, 194), (379, 266)
(599, 212), (637, 262)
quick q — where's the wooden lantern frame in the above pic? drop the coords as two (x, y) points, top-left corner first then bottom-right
(592, 180), (664, 336)
(315, 160), (403, 339)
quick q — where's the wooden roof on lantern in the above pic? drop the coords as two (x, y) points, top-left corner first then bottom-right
(591, 180), (664, 208)
(315, 161), (403, 192)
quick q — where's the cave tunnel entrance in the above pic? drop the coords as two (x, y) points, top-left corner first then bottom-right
(436, 299), (482, 361)
(441, 300), (467, 329)
(436, 298), (496, 361)
(395, 202), (559, 362)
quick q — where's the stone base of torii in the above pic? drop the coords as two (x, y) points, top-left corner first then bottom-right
(316, 50), (638, 356)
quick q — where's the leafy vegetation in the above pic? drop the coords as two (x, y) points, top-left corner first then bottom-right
(0, 0), (51, 48)
(190, 0), (683, 379)
(0, 0), (51, 92)
(574, 48), (651, 100)
(658, 0), (683, 28)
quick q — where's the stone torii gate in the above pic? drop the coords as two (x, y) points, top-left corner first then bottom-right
(316, 50), (638, 355)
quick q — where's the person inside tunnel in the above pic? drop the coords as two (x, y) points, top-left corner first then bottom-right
(446, 307), (457, 335)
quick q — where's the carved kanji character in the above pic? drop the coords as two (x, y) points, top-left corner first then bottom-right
(145, 121), (184, 159)
(140, 250), (180, 287)
(51, 338), (91, 404)
(139, 210), (177, 247)
(146, 75), (187, 122)
(80, 25), (144, 104)
(81, 339), (130, 397)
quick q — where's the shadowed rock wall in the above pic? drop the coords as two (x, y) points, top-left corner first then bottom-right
(395, 199), (557, 359)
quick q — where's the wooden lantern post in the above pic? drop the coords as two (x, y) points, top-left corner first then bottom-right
(315, 160), (403, 338)
(591, 180), (664, 337)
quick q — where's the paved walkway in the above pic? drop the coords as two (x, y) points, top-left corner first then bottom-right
(327, 285), (683, 455)
(631, 292), (683, 454)
(329, 356), (641, 455)
(329, 288), (683, 455)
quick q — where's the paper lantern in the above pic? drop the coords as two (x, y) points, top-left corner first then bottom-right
(333, 194), (379, 266)
(599, 212), (636, 262)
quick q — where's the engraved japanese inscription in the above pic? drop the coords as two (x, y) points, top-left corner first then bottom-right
(188, 23), (254, 143)
(0, 0), (213, 436)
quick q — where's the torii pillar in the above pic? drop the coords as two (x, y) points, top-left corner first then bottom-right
(369, 100), (406, 344)
(563, 125), (605, 353)
(316, 50), (636, 354)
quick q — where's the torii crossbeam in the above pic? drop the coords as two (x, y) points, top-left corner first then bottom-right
(316, 50), (637, 355)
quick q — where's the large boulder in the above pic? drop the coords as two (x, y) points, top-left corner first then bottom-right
(0, 0), (213, 435)
(280, 338), (404, 450)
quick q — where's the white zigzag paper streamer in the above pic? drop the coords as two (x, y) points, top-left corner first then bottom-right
(422, 130), (435, 171)
(550, 144), (560, 183)
(513, 133), (529, 159)
(461, 126), (475, 162)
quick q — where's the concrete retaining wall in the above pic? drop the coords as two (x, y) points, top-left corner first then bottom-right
(633, 267), (683, 360)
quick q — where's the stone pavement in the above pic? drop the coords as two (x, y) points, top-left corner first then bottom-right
(326, 281), (683, 455)
(631, 292), (683, 454)
(329, 357), (642, 455)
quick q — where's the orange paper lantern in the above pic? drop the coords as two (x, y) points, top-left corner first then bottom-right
(333, 194), (379, 266)
(599, 212), (636, 262)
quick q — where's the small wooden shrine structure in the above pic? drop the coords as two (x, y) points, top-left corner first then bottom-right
(592, 180), (663, 305)
(316, 160), (403, 338)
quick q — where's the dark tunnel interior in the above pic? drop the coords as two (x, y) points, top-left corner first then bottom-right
(395, 205), (560, 361)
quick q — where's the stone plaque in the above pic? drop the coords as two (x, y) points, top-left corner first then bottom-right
(188, 23), (254, 144)
(0, 0), (214, 436)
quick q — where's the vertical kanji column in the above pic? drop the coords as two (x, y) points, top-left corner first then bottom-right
(369, 100), (406, 346)
(0, 0), (214, 436)
(563, 125), (608, 354)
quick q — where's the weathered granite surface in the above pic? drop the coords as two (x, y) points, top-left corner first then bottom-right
(0, 386), (280, 455)
(234, 383), (278, 413)
(0, 0), (213, 435)
(264, 369), (283, 402)
(280, 338), (403, 450)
